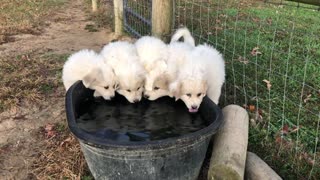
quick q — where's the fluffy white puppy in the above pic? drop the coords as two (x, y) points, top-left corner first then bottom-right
(135, 36), (168, 91)
(143, 28), (195, 100)
(170, 44), (225, 113)
(62, 49), (117, 100)
(100, 41), (146, 103)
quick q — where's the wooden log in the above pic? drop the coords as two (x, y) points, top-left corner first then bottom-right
(92, 0), (98, 12)
(208, 105), (249, 180)
(113, 0), (123, 36)
(151, 0), (174, 42)
(245, 152), (282, 180)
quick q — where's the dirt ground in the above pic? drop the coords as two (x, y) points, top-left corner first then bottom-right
(0, 0), (132, 179)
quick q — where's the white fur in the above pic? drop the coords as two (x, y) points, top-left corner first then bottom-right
(100, 41), (146, 103)
(170, 44), (225, 111)
(135, 36), (168, 91)
(62, 49), (117, 100)
(144, 28), (196, 101)
(170, 27), (195, 47)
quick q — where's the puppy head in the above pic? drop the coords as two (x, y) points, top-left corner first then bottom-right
(83, 66), (118, 100)
(170, 79), (207, 113)
(144, 76), (170, 101)
(145, 60), (168, 91)
(116, 69), (145, 103)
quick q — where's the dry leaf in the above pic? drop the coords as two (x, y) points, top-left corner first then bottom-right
(60, 137), (73, 147)
(45, 124), (54, 132)
(303, 94), (312, 103)
(251, 47), (262, 56)
(291, 126), (300, 133)
(249, 105), (255, 112)
(267, 18), (272, 25)
(281, 124), (289, 135)
(255, 110), (263, 121)
(252, 17), (260, 23)
(263, 79), (272, 90)
(44, 123), (56, 138)
(237, 56), (249, 64)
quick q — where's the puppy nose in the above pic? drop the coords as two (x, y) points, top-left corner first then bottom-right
(191, 105), (198, 110)
(144, 94), (150, 99)
(133, 99), (139, 103)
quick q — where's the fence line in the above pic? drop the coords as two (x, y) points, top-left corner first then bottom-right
(114, 0), (320, 178)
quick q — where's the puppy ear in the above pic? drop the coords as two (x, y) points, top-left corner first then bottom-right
(83, 68), (101, 88)
(169, 80), (181, 101)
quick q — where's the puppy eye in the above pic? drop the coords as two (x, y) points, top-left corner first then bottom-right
(104, 86), (109, 90)
(154, 86), (160, 90)
(127, 89), (131, 92)
(137, 87), (140, 90)
(197, 93), (202, 97)
(186, 93), (191, 97)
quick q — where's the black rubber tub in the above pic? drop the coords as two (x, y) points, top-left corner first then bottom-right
(66, 81), (223, 180)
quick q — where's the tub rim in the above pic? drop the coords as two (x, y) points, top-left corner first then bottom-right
(66, 81), (223, 150)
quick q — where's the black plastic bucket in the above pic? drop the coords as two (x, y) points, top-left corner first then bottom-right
(66, 81), (223, 180)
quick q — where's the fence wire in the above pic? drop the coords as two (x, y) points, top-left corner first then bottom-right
(123, 0), (152, 37)
(175, 0), (320, 178)
(118, 0), (320, 178)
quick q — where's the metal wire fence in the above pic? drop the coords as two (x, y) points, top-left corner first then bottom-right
(123, 0), (152, 37)
(114, 0), (320, 178)
(174, 0), (320, 178)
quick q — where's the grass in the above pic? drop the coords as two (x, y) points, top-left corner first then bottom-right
(0, 0), (66, 44)
(83, 0), (114, 31)
(0, 51), (68, 112)
(30, 122), (91, 179)
(176, 0), (320, 178)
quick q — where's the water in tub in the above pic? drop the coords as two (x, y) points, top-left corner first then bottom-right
(76, 95), (209, 142)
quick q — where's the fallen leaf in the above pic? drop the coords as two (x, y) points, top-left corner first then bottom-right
(44, 123), (56, 138)
(255, 110), (263, 122)
(46, 130), (56, 138)
(249, 105), (255, 112)
(263, 79), (272, 90)
(60, 137), (72, 147)
(281, 124), (289, 135)
(237, 56), (249, 64)
(267, 18), (272, 25)
(45, 124), (54, 132)
(252, 17), (260, 23)
(251, 47), (262, 56)
(291, 126), (300, 133)
(303, 94), (312, 103)
(275, 135), (282, 144)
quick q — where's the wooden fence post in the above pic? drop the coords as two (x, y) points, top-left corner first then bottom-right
(92, 0), (98, 12)
(113, 0), (124, 36)
(152, 0), (174, 42)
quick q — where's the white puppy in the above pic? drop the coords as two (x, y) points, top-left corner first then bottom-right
(100, 41), (146, 103)
(143, 28), (195, 100)
(170, 44), (225, 113)
(135, 36), (168, 92)
(62, 49), (117, 100)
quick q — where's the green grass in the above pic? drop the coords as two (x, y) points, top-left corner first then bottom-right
(176, 0), (320, 178)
